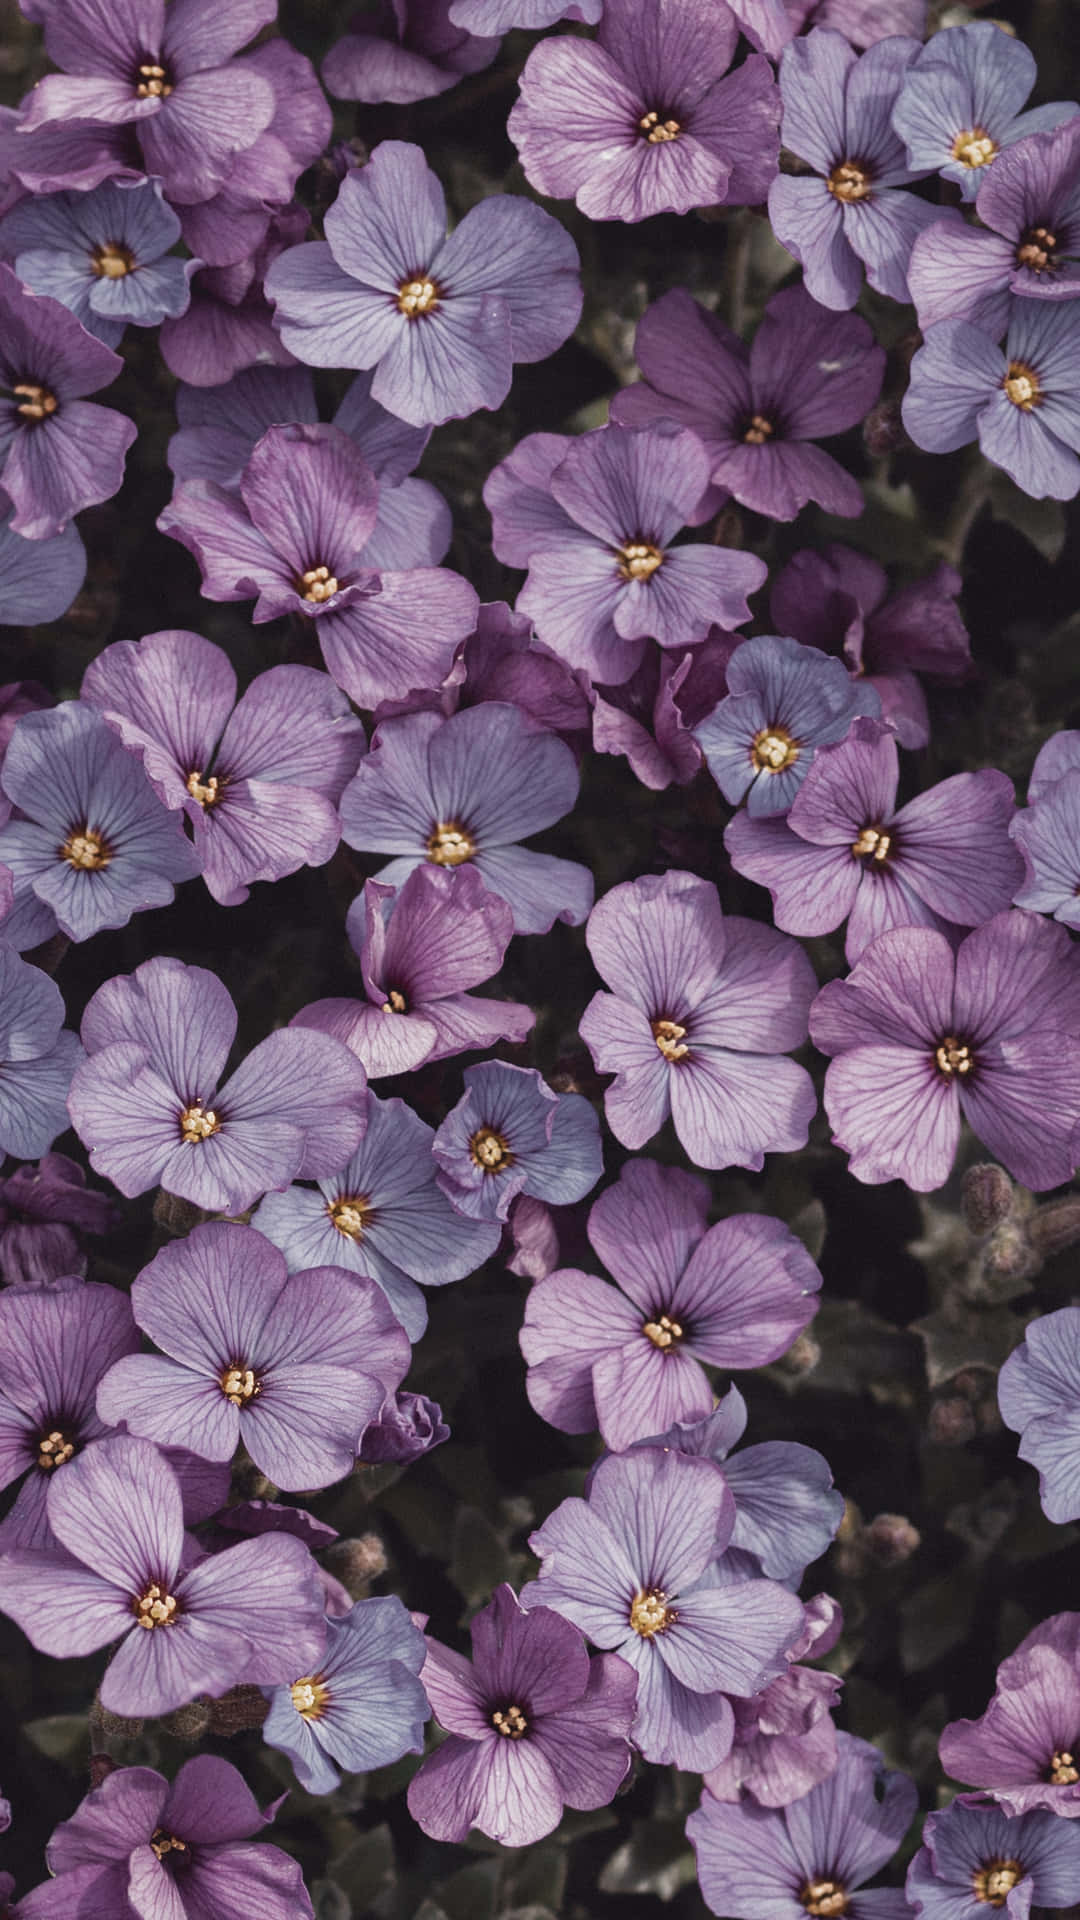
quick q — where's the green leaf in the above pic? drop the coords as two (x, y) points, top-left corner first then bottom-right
(311, 1881), (352, 1920)
(328, 1824), (395, 1910)
(436, 1859), (499, 1920)
(22, 1715), (90, 1768)
(599, 1822), (697, 1901)
(987, 468), (1067, 562)
(501, 1844), (566, 1914)
(449, 1506), (511, 1609)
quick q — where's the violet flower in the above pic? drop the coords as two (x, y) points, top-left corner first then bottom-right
(592, 632), (737, 791)
(732, 0), (926, 58)
(0, 947), (83, 1161)
(610, 285), (884, 521)
(0, 1434), (326, 1718)
(907, 1799), (1080, 1920)
(0, 180), (191, 347)
(408, 1583), (637, 1846)
(447, 0), (600, 29)
(371, 599), (592, 743)
(998, 1307), (1080, 1524)
(485, 422), (766, 685)
(695, 635), (881, 817)
(521, 1158), (822, 1451)
(0, 108), (143, 201)
(359, 1389), (450, 1464)
(264, 1594), (429, 1794)
(1010, 731), (1080, 928)
(939, 1613), (1080, 1818)
(581, 869), (818, 1170)
(433, 1062), (602, 1223)
(810, 910), (1080, 1192)
(0, 1153), (115, 1289)
(892, 22), (1077, 203)
(340, 703), (592, 935)
(702, 1595), (843, 1809)
(0, 508), (85, 628)
(294, 865), (535, 1080)
(323, 0), (498, 105)
(67, 953), (368, 1212)
(159, 204), (307, 388)
(81, 628), (366, 907)
(265, 140), (582, 428)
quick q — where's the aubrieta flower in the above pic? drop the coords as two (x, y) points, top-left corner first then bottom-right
(892, 22), (1077, 203)
(81, 628), (366, 907)
(1010, 730), (1080, 927)
(726, 716), (1024, 962)
(359, 1388), (450, 1463)
(448, 0), (599, 30)
(159, 421), (479, 709)
(998, 1307), (1080, 1523)
(0, 265), (136, 539)
(0, 1152), (115, 1288)
(522, 1446), (805, 1771)
(696, 635), (880, 819)
(266, 140), (582, 428)
(486, 423), (766, 685)
(322, 0), (498, 105)
(374, 599), (592, 744)
(702, 1595), (843, 1809)
(264, 1594), (429, 1793)
(939, 1613), (1080, 1818)
(0, 180), (191, 347)
(159, 203), (306, 389)
(340, 703), (592, 936)
(294, 865), (535, 1079)
(253, 1090), (502, 1341)
(610, 286), (884, 521)
(433, 1062), (602, 1222)
(810, 910), (1080, 1192)
(96, 1223), (411, 1493)
(688, 1731), (917, 1920)
(521, 1158), (822, 1450)
(907, 1799), (1080, 1920)
(0, 507), (85, 628)
(592, 632), (736, 792)
(732, 0), (926, 59)
(508, 0), (780, 224)
(0, 1433), (326, 1718)
(581, 870), (818, 1170)
(0, 947), (83, 1161)
(67, 953), (369, 1212)
(408, 1583), (638, 1846)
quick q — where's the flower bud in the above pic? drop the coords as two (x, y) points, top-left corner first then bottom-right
(1028, 1197), (1080, 1259)
(776, 1331), (821, 1378)
(161, 1699), (213, 1741)
(961, 1164), (1015, 1235)
(862, 399), (907, 459)
(864, 1513), (921, 1567)
(208, 1686), (270, 1735)
(928, 1397), (977, 1447)
(323, 1533), (389, 1597)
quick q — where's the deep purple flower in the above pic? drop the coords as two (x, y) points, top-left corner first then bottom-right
(253, 1089), (502, 1341)
(696, 635), (880, 818)
(0, 947), (82, 1161)
(768, 31), (940, 309)
(521, 1158), (822, 1450)
(67, 954), (368, 1212)
(263, 1594), (429, 1794)
(359, 1389), (450, 1463)
(408, 1583), (637, 1845)
(0, 180), (190, 347)
(811, 910), (1080, 1192)
(592, 632), (737, 791)
(266, 140), (582, 428)
(159, 421), (479, 709)
(908, 1799), (1080, 1920)
(486, 423), (766, 685)
(998, 1308), (1080, 1524)
(939, 1613), (1080, 1818)
(81, 628), (366, 906)
(1010, 731), (1080, 927)
(688, 1731), (917, 1920)
(892, 23), (1077, 203)
(0, 265), (135, 539)
(0, 1153), (115, 1289)
(0, 508), (85, 628)
(158, 203), (306, 388)
(0, 1433), (326, 1717)
(726, 716), (1024, 961)
(732, 0), (926, 58)
(610, 286), (884, 521)
(508, 0), (779, 223)
(294, 865), (535, 1080)
(323, 0), (498, 104)
(581, 870), (818, 1170)
(522, 1446), (805, 1771)
(433, 1062), (602, 1223)
(0, 104), (143, 202)
(702, 1595), (843, 1809)
(448, 0), (600, 29)
(371, 598), (593, 744)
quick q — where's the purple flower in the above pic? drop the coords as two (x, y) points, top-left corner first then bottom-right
(522, 1446), (805, 1770)
(372, 599), (592, 744)
(907, 1800), (1080, 1920)
(581, 869), (818, 1170)
(30, 1755), (314, 1920)
(96, 1222), (410, 1492)
(507, 0), (779, 223)
(67, 954), (368, 1212)
(892, 22), (1077, 203)
(610, 286), (884, 521)
(265, 141), (582, 428)
(769, 546), (972, 749)
(702, 1595), (843, 1809)
(159, 421), (479, 709)
(0, 265), (135, 539)
(0, 180), (191, 347)
(159, 203), (306, 388)
(1010, 732), (1080, 927)
(340, 704), (592, 935)
(408, 1583), (637, 1845)
(0, 1281), (137, 1549)
(0, 507), (85, 627)
(0, 1433), (326, 1717)
(0, 1153), (115, 1289)
(486, 423), (766, 685)
(0, 106), (143, 202)
(264, 1594), (429, 1794)
(433, 1062), (601, 1223)
(521, 1158), (822, 1450)
(592, 632), (737, 791)
(767, 31), (940, 309)
(939, 1613), (1080, 1818)
(323, 0), (498, 104)
(253, 1089), (502, 1341)
(696, 635), (881, 818)
(810, 910), (1080, 1192)
(903, 303), (1080, 500)
(359, 1389), (450, 1463)
(294, 864), (535, 1079)
(81, 628), (366, 906)
(734, 0), (926, 56)
(688, 1731), (917, 1920)
(998, 1308), (1080, 1524)
(726, 716), (1024, 961)
(0, 948), (82, 1161)
(447, 0), (600, 29)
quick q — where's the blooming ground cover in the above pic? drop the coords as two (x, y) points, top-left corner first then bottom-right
(2, 0), (1080, 1915)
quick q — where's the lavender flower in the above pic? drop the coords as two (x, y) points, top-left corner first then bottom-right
(702, 1596), (843, 1809)
(359, 1389), (450, 1463)
(581, 870), (818, 1170)
(340, 704), (592, 936)
(159, 204), (306, 388)
(447, 0), (600, 29)
(610, 286), (884, 521)
(323, 0), (498, 104)
(892, 23), (1077, 203)
(592, 633), (736, 791)
(0, 180), (191, 347)
(732, 0), (926, 57)
(811, 911), (1080, 1192)
(907, 1800), (1080, 1920)
(508, 0), (780, 223)
(521, 1159), (822, 1450)
(0, 1434), (326, 1717)
(82, 628), (366, 906)
(998, 1308), (1080, 1524)
(264, 1595), (429, 1793)
(0, 948), (82, 1161)
(1010, 732), (1080, 927)
(939, 1613), (1080, 1818)
(408, 1583), (637, 1845)
(0, 508), (85, 627)
(67, 954), (368, 1212)
(371, 600), (592, 747)
(0, 1153), (115, 1289)
(696, 635), (881, 818)
(486, 423), (766, 684)
(433, 1062), (602, 1222)
(266, 141), (582, 427)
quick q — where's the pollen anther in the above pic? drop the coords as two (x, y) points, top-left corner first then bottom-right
(852, 826), (891, 862)
(752, 726), (799, 773)
(426, 821), (476, 866)
(952, 126), (997, 169)
(1003, 360), (1041, 410)
(639, 109), (681, 142)
(61, 826), (111, 869)
(220, 1363), (259, 1405)
(92, 242), (135, 279)
(14, 381), (58, 420)
(743, 413), (773, 444)
(186, 770), (222, 807)
(492, 1703), (528, 1737)
(618, 541), (664, 580)
(37, 1429), (76, 1470)
(652, 1017), (689, 1062)
(1049, 1748), (1080, 1785)
(328, 1195), (372, 1239)
(935, 1036), (973, 1078)
(134, 1583), (178, 1628)
(298, 564), (339, 603)
(469, 1126), (513, 1170)
(397, 276), (439, 317)
(180, 1103), (220, 1143)
(630, 1587), (675, 1637)
(827, 160), (871, 201)
(643, 1314), (683, 1349)
(291, 1676), (330, 1719)
(801, 1880), (850, 1918)
(973, 1860), (1023, 1906)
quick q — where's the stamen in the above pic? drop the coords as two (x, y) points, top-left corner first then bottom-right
(328, 1195), (372, 1240)
(643, 1314), (683, 1349)
(37, 1429), (76, 1471)
(134, 1583), (178, 1629)
(630, 1587), (675, 1637)
(743, 413), (773, 444)
(179, 1103), (220, 1144)
(972, 1860), (1023, 1907)
(851, 825), (891, 862)
(952, 127), (997, 170)
(469, 1126), (513, 1170)
(381, 989), (407, 1014)
(617, 541), (664, 581)
(827, 160), (872, 202)
(220, 1363), (260, 1406)
(639, 110), (681, 143)
(426, 821), (476, 867)
(1049, 1748), (1080, 1785)
(136, 62), (173, 97)
(60, 827), (111, 870)
(91, 243), (135, 279)
(1003, 361), (1041, 410)
(801, 1881), (849, 1918)
(297, 564), (339, 603)
(150, 1830), (188, 1859)
(291, 1676), (330, 1719)
(13, 382), (58, 421)
(652, 1017), (689, 1062)
(397, 277), (439, 317)
(492, 1703), (528, 1738)
(935, 1036), (973, 1078)
(751, 726), (799, 773)
(1016, 225), (1058, 272)
(186, 770), (222, 808)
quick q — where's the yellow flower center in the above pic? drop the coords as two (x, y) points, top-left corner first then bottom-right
(973, 1860), (1023, 1906)
(1016, 225), (1058, 272)
(639, 110), (681, 143)
(801, 1881), (849, 1918)
(186, 770), (222, 808)
(630, 1587), (675, 1637)
(179, 1103), (220, 1144)
(743, 413), (773, 444)
(851, 825), (891, 862)
(381, 988), (407, 1014)
(952, 126), (997, 170)
(643, 1314), (683, 1349)
(134, 1583), (178, 1629)
(492, 1703), (528, 1738)
(617, 541), (664, 581)
(935, 1036), (973, 1078)
(1003, 361), (1041, 410)
(426, 820), (476, 867)
(61, 826), (111, 870)
(397, 276), (439, 317)
(469, 1126), (512, 1170)
(1049, 1748), (1080, 1785)
(37, 1428), (76, 1470)
(14, 381), (58, 421)
(652, 1017), (689, 1062)
(136, 62), (173, 97)
(91, 242), (135, 279)
(328, 1194), (372, 1240)
(752, 726), (799, 773)
(827, 160), (872, 202)
(220, 1364), (260, 1406)
(291, 1676), (330, 1719)
(297, 564), (339, 603)
(150, 1830), (188, 1859)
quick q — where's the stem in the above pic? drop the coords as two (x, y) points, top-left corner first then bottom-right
(936, 449), (992, 568)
